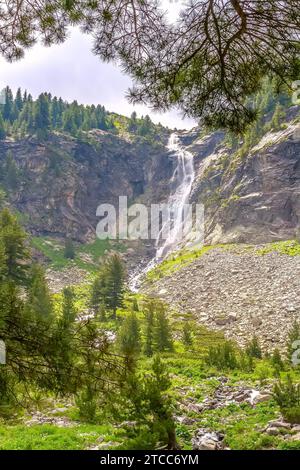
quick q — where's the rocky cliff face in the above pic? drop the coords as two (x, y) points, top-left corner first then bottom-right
(1, 107), (300, 249)
(185, 108), (300, 244)
(0, 130), (172, 241)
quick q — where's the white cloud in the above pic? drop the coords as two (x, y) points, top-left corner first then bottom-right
(0, 7), (196, 130)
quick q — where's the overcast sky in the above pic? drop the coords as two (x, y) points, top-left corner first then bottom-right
(0, 2), (196, 130)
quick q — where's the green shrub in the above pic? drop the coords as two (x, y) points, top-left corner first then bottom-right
(281, 407), (300, 424)
(246, 335), (262, 359)
(206, 341), (238, 370)
(75, 387), (97, 423)
(273, 375), (300, 423)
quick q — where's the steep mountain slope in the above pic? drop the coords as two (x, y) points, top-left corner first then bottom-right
(143, 107), (300, 349)
(0, 130), (172, 242)
(187, 107), (300, 244)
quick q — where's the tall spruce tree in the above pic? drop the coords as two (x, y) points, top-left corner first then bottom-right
(144, 301), (155, 357)
(34, 93), (50, 136)
(154, 302), (173, 353)
(92, 254), (126, 319)
(3, 86), (13, 122)
(28, 264), (52, 320)
(0, 112), (6, 140)
(117, 312), (141, 369)
(4, 151), (18, 190)
(0, 208), (29, 284)
(15, 87), (23, 112)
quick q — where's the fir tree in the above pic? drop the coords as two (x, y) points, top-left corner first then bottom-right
(34, 93), (50, 136)
(143, 355), (178, 449)
(3, 86), (13, 122)
(4, 151), (18, 190)
(271, 348), (285, 372)
(0, 113), (6, 140)
(144, 301), (155, 357)
(28, 264), (52, 320)
(15, 87), (23, 112)
(154, 302), (173, 352)
(182, 322), (193, 348)
(128, 111), (137, 132)
(246, 335), (262, 359)
(117, 312), (141, 369)
(64, 238), (75, 259)
(0, 208), (29, 284)
(98, 254), (126, 319)
(62, 287), (77, 325)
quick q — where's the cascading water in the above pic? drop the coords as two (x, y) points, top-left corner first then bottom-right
(156, 133), (195, 259)
(129, 132), (195, 291)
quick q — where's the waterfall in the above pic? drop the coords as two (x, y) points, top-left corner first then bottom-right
(129, 132), (195, 291)
(156, 133), (195, 259)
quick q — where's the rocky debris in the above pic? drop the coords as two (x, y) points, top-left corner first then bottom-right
(179, 379), (272, 416)
(175, 416), (198, 426)
(146, 247), (300, 349)
(25, 410), (76, 428)
(46, 266), (89, 293)
(192, 428), (226, 450)
(263, 419), (300, 440)
(200, 385), (271, 411)
(88, 440), (119, 450)
(250, 391), (272, 405)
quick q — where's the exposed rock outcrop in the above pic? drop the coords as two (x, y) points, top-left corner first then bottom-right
(0, 130), (172, 242)
(187, 116), (300, 244)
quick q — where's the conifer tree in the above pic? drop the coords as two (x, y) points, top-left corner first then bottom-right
(246, 335), (262, 359)
(96, 301), (107, 322)
(3, 86), (13, 122)
(0, 208), (29, 284)
(34, 93), (50, 137)
(62, 287), (77, 325)
(182, 322), (193, 349)
(143, 355), (178, 449)
(117, 312), (141, 369)
(4, 151), (18, 190)
(144, 301), (155, 357)
(15, 88), (23, 112)
(93, 254), (126, 319)
(28, 264), (52, 320)
(64, 238), (75, 259)
(271, 348), (285, 372)
(154, 302), (173, 352)
(128, 111), (137, 133)
(0, 113), (6, 140)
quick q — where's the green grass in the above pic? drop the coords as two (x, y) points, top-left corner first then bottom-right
(256, 240), (300, 256)
(146, 245), (216, 282)
(31, 236), (126, 272)
(0, 423), (124, 450)
(145, 240), (300, 284)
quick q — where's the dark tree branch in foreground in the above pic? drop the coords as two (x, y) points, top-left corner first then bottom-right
(0, 1), (300, 130)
